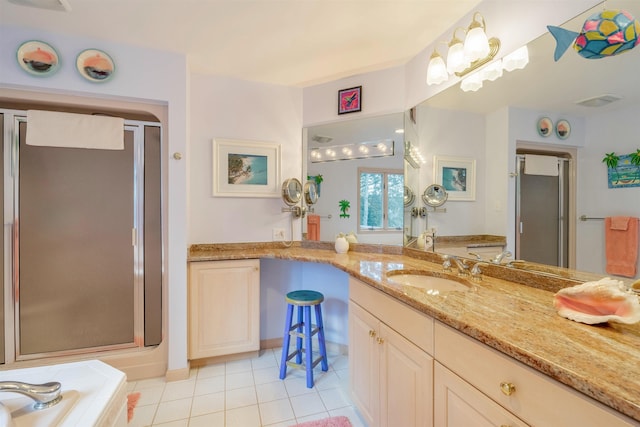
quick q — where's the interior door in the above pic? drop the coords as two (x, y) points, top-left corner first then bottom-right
(17, 121), (135, 355)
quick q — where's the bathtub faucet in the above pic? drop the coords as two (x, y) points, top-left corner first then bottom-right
(0, 381), (62, 409)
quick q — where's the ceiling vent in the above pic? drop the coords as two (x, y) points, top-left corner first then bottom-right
(576, 94), (621, 108)
(7, 0), (71, 11)
(311, 135), (333, 144)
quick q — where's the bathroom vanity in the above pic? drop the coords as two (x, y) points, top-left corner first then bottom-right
(188, 242), (640, 425)
(0, 360), (127, 426)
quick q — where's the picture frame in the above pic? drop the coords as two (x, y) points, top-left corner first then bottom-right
(212, 138), (281, 197)
(338, 86), (362, 114)
(434, 155), (476, 201)
(555, 119), (571, 139)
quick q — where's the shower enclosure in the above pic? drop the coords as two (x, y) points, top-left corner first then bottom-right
(515, 153), (571, 268)
(1, 108), (162, 364)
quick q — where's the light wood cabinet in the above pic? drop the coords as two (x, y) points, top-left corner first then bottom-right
(349, 278), (433, 427)
(188, 260), (260, 360)
(434, 361), (529, 427)
(435, 322), (637, 427)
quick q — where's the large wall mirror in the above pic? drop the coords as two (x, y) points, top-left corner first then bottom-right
(407, 2), (640, 279)
(303, 113), (405, 245)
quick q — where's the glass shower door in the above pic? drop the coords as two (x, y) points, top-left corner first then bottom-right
(17, 122), (136, 356)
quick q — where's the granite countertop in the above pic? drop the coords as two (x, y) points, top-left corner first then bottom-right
(188, 242), (640, 422)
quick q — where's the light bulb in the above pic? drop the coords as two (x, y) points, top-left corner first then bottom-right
(426, 51), (448, 85)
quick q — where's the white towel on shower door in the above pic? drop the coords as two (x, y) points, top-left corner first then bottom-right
(524, 154), (559, 176)
(26, 110), (124, 150)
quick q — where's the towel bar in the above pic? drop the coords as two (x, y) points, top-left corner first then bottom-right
(580, 215), (639, 222)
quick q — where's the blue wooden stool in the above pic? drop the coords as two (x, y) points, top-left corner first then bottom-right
(279, 290), (328, 388)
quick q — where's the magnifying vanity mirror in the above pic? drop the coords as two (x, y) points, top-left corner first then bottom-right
(422, 184), (447, 208)
(304, 180), (319, 206)
(282, 178), (302, 206)
(404, 186), (416, 207)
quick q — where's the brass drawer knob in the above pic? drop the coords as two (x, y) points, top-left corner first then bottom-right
(500, 382), (516, 396)
(376, 337), (385, 344)
(369, 330), (376, 338)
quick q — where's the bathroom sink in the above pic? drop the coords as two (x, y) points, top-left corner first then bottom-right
(386, 270), (471, 293)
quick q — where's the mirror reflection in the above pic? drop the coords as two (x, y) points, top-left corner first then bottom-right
(409, 2), (640, 279)
(303, 113), (405, 244)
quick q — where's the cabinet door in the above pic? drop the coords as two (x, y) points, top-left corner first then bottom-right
(349, 301), (379, 427)
(188, 260), (260, 359)
(434, 362), (529, 427)
(379, 323), (433, 427)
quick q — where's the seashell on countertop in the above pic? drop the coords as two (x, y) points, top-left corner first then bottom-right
(553, 277), (640, 325)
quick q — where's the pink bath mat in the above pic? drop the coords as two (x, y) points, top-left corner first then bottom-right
(290, 415), (353, 427)
(127, 392), (141, 422)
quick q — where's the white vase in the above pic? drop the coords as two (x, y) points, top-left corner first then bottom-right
(335, 237), (349, 254)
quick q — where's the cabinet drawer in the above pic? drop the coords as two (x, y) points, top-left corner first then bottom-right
(350, 277), (433, 355)
(435, 322), (636, 427)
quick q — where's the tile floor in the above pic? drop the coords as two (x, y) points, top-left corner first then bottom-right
(126, 348), (367, 427)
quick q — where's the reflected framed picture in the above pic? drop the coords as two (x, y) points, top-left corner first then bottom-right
(555, 119), (571, 139)
(338, 86), (362, 114)
(212, 138), (281, 197)
(76, 48), (115, 82)
(537, 117), (553, 137)
(434, 155), (476, 201)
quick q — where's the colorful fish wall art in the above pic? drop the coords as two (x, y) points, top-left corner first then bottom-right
(547, 9), (640, 61)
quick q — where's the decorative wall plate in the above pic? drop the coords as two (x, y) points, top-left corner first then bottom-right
(17, 40), (60, 76)
(76, 49), (115, 82)
(556, 119), (571, 139)
(537, 117), (553, 137)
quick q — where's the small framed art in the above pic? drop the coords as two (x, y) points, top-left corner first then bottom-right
(434, 155), (476, 201)
(212, 138), (281, 197)
(338, 86), (362, 114)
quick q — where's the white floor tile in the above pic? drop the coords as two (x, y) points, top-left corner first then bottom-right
(161, 380), (195, 402)
(188, 411), (225, 427)
(290, 392), (326, 419)
(225, 404), (262, 427)
(152, 397), (192, 424)
(197, 363), (225, 379)
(190, 391), (225, 417)
(128, 349), (358, 427)
(256, 381), (288, 403)
(226, 371), (254, 390)
(194, 375), (225, 396)
(226, 385), (258, 410)
(259, 398), (295, 425)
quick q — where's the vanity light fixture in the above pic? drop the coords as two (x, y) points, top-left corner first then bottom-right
(404, 141), (426, 168)
(426, 12), (501, 86)
(459, 45), (529, 92)
(310, 139), (394, 163)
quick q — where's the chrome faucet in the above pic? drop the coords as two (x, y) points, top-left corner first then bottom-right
(0, 381), (62, 409)
(470, 262), (489, 281)
(443, 255), (469, 276)
(491, 250), (512, 264)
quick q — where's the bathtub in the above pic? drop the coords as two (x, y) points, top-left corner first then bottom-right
(0, 360), (127, 426)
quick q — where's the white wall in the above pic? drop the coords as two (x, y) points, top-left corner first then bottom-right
(303, 65), (405, 126)
(416, 106), (486, 237)
(0, 24), (190, 374)
(188, 73), (303, 243)
(577, 106), (640, 278)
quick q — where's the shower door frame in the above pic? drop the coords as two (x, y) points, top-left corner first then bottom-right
(515, 153), (574, 268)
(2, 111), (160, 362)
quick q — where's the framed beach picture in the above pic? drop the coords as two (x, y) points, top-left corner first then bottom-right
(434, 155), (476, 201)
(338, 86), (362, 114)
(212, 139), (281, 197)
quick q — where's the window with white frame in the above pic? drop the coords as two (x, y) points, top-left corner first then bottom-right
(358, 168), (403, 232)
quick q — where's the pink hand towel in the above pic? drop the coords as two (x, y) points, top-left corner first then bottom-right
(307, 214), (320, 241)
(605, 216), (639, 278)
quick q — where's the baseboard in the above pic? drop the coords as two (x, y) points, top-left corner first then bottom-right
(189, 350), (259, 367)
(165, 366), (191, 382)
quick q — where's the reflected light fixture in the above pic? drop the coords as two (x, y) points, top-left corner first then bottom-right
(446, 28), (470, 74)
(310, 139), (395, 163)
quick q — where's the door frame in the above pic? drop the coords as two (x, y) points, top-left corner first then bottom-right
(514, 143), (577, 269)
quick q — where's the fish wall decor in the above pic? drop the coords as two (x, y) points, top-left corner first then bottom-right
(547, 9), (640, 61)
